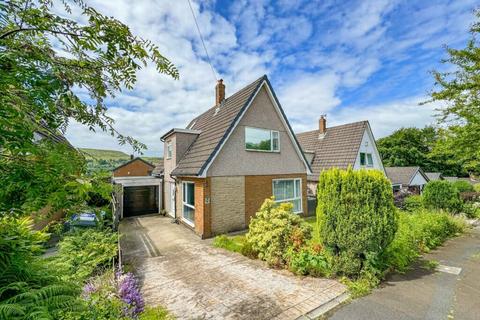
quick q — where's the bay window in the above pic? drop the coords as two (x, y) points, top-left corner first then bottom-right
(272, 178), (302, 213)
(245, 127), (280, 152)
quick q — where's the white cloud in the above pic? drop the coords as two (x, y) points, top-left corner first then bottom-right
(63, 0), (476, 156)
(279, 73), (341, 127)
(331, 97), (439, 138)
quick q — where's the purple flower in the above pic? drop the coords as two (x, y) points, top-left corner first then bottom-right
(118, 272), (145, 316)
(82, 282), (96, 298)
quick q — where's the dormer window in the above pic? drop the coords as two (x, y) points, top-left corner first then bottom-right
(167, 142), (173, 159)
(245, 127), (280, 152)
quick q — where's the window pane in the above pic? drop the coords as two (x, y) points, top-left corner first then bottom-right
(183, 205), (194, 222)
(295, 179), (300, 197)
(367, 153), (373, 166)
(292, 199), (301, 212)
(182, 183), (186, 202)
(245, 127), (271, 151)
(273, 180), (295, 201)
(360, 153), (366, 165)
(272, 131), (279, 151)
(186, 183), (194, 205)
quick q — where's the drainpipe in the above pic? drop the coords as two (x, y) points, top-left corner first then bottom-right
(170, 174), (179, 224)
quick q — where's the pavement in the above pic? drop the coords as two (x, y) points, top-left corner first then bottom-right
(119, 215), (347, 320)
(328, 225), (480, 320)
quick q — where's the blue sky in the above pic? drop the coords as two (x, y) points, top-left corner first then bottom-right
(65, 0), (479, 156)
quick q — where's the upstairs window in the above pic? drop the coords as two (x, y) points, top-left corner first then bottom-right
(360, 152), (373, 167)
(166, 143), (173, 159)
(245, 127), (280, 152)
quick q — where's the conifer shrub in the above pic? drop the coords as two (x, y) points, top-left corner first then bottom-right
(317, 168), (397, 277)
(246, 198), (312, 266)
(422, 180), (462, 213)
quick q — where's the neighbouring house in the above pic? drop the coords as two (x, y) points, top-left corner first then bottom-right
(426, 172), (443, 181)
(161, 75), (311, 238)
(385, 166), (430, 194)
(296, 117), (385, 197)
(112, 156), (163, 218)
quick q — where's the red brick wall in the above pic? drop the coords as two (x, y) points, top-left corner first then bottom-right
(244, 174), (307, 223)
(113, 159), (153, 177)
(176, 177), (211, 239)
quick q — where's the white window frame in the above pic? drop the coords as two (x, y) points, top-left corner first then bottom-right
(245, 126), (280, 152)
(360, 152), (373, 167)
(182, 181), (195, 227)
(166, 142), (173, 159)
(272, 178), (303, 214)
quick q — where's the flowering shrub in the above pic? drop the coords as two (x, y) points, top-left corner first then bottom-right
(246, 198), (312, 266)
(118, 272), (145, 317)
(70, 271), (145, 319)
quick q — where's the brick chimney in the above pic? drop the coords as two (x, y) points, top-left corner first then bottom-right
(215, 79), (225, 105)
(319, 115), (327, 134)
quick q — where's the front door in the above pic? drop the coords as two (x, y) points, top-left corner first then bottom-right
(170, 182), (176, 218)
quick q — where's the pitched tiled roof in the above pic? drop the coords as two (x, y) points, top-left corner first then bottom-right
(151, 160), (164, 176)
(171, 75), (266, 176)
(296, 121), (367, 181)
(112, 157), (155, 172)
(425, 172), (442, 181)
(385, 166), (427, 185)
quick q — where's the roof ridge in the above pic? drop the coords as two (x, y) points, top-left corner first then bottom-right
(186, 75), (266, 129)
(296, 120), (368, 135)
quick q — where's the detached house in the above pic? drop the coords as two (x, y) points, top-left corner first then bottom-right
(161, 75), (311, 238)
(385, 166), (429, 194)
(296, 117), (385, 196)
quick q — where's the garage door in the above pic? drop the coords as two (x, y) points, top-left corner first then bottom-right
(123, 186), (159, 217)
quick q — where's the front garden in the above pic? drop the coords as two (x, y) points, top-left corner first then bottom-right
(214, 168), (473, 298)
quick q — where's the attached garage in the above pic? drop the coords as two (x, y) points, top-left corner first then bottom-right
(123, 185), (159, 217)
(113, 176), (162, 219)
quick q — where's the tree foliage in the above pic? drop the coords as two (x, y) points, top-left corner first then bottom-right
(426, 10), (480, 175)
(0, 0), (178, 154)
(317, 168), (397, 276)
(0, 0), (177, 214)
(377, 126), (465, 176)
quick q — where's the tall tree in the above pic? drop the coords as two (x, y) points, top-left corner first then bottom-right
(0, 0), (178, 212)
(426, 10), (480, 176)
(0, 0), (178, 154)
(377, 126), (466, 176)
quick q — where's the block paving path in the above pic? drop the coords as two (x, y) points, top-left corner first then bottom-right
(120, 215), (346, 320)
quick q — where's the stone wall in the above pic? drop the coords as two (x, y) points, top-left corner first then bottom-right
(210, 176), (246, 235)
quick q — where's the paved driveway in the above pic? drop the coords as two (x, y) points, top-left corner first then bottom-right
(120, 215), (346, 320)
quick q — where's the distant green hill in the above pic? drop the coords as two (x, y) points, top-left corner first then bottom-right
(79, 148), (130, 160)
(78, 148), (162, 173)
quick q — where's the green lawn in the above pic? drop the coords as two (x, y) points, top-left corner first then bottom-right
(304, 216), (320, 243)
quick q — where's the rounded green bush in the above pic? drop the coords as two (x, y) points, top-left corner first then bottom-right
(452, 180), (474, 193)
(422, 180), (462, 213)
(246, 198), (312, 266)
(403, 195), (424, 211)
(317, 168), (397, 277)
